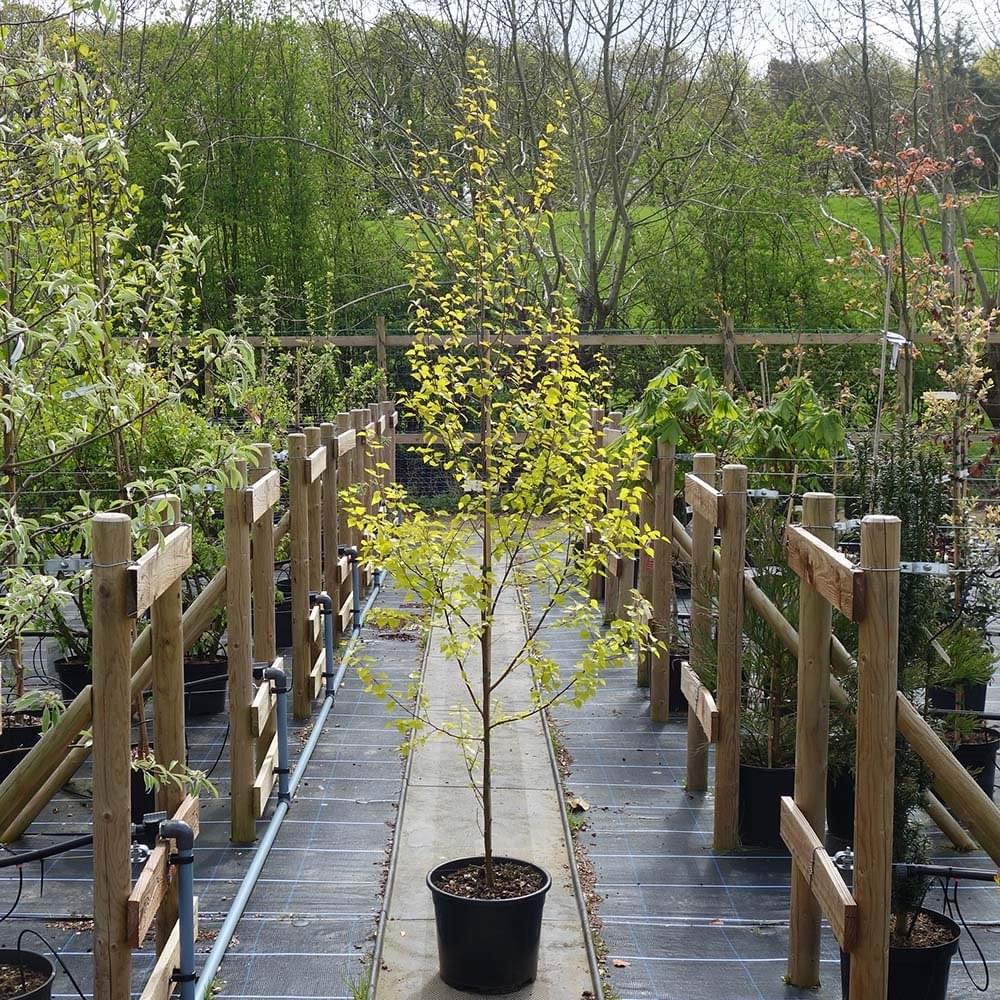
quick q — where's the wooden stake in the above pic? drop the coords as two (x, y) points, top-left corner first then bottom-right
(350, 410), (367, 555)
(250, 445), (277, 664)
(714, 464), (747, 851)
(788, 493), (835, 987)
(687, 453), (716, 793)
(92, 513), (132, 1000)
(336, 413), (352, 615)
(850, 515), (900, 1000)
(650, 441), (675, 722)
(305, 426), (323, 593)
(376, 315), (388, 401)
(225, 461), (256, 844)
(289, 433), (312, 720)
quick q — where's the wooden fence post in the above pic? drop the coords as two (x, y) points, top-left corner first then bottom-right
(650, 441), (675, 722)
(225, 461), (255, 843)
(788, 493), (835, 987)
(289, 432), (311, 719)
(376, 316), (388, 401)
(335, 413), (352, 616)
(92, 512), (132, 1000)
(150, 495), (185, 952)
(722, 313), (736, 390)
(714, 463), (747, 851)
(350, 409), (366, 556)
(305, 425), (323, 593)
(687, 453), (716, 792)
(250, 445), (277, 664)
(850, 515), (901, 1000)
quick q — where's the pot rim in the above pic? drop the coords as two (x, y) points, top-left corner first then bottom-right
(426, 855), (551, 905)
(955, 725), (1000, 748)
(0, 947), (56, 995)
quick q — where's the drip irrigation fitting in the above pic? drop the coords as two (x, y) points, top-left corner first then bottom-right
(159, 819), (195, 1000)
(194, 570), (385, 1000)
(263, 663), (291, 804)
(338, 546), (362, 630)
(835, 848), (999, 884)
(309, 591), (337, 699)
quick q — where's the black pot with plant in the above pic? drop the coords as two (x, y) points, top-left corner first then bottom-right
(839, 430), (961, 997)
(734, 503), (799, 850)
(0, 948), (55, 1000)
(0, 692), (65, 783)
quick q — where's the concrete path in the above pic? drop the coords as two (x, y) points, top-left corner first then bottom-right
(375, 584), (596, 999)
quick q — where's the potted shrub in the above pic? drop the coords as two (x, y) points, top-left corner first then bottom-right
(926, 625), (994, 713)
(352, 60), (653, 994)
(735, 502), (800, 849)
(840, 756), (961, 1000)
(0, 691), (63, 784)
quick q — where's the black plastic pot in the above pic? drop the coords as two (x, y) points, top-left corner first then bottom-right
(427, 856), (551, 994)
(53, 656), (90, 702)
(927, 683), (988, 713)
(953, 727), (1000, 797)
(0, 712), (43, 783)
(184, 657), (228, 716)
(0, 949), (55, 1000)
(840, 909), (960, 1000)
(826, 769), (855, 844)
(738, 763), (795, 850)
(668, 651), (688, 714)
(275, 577), (293, 650)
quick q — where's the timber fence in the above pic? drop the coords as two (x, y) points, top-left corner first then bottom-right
(0, 401), (397, 1000)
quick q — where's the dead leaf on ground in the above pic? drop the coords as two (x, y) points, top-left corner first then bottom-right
(612, 958), (631, 968)
(566, 794), (590, 813)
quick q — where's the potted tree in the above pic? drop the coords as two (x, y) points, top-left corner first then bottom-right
(0, 946), (55, 1000)
(352, 60), (653, 994)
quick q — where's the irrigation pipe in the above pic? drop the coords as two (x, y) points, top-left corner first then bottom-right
(193, 574), (385, 999)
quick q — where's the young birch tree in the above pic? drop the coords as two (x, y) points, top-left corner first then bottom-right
(352, 58), (655, 889)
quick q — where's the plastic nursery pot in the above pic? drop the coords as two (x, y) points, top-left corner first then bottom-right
(926, 683), (988, 713)
(738, 763), (795, 850)
(826, 769), (855, 845)
(427, 856), (551, 995)
(274, 577), (293, 650)
(53, 657), (90, 702)
(953, 726), (1000, 797)
(839, 908), (960, 1000)
(0, 712), (43, 783)
(183, 656), (228, 716)
(0, 948), (55, 1000)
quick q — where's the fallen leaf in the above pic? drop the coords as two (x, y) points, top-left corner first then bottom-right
(612, 959), (631, 968)
(710, 918), (724, 926)
(567, 794), (590, 813)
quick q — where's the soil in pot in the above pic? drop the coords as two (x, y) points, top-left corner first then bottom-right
(275, 577), (293, 649)
(0, 949), (55, 1000)
(184, 657), (228, 716)
(0, 712), (43, 783)
(738, 763), (795, 850)
(53, 657), (90, 702)
(427, 856), (550, 994)
(952, 726), (1000, 797)
(926, 683), (988, 713)
(840, 909), (960, 1000)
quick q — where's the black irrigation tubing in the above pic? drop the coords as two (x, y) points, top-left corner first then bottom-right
(0, 835), (93, 871)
